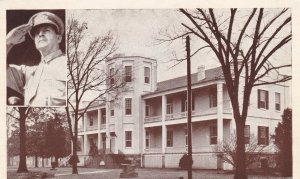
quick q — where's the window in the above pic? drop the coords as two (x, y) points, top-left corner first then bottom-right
(110, 101), (114, 117)
(145, 131), (150, 149)
(258, 126), (269, 145)
(275, 92), (281, 111)
(110, 68), (115, 85)
(209, 89), (217, 108)
(258, 89), (269, 109)
(101, 133), (106, 150)
(125, 98), (132, 115)
(144, 67), (150, 84)
(125, 66), (132, 82)
(181, 94), (195, 112)
(167, 98), (173, 114)
(167, 103), (173, 114)
(145, 104), (150, 117)
(78, 113), (84, 130)
(244, 125), (250, 144)
(125, 131), (132, 147)
(89, 118), (93, 126)
(77, 137), (82, 152)
(167, 130), (173, 147)
(210, 125), (217, 145)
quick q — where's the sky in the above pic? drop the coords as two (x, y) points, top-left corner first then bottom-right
(68, 9), (291, 82)
(68, 9), (221, 82)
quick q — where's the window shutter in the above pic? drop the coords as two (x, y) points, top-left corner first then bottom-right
(266, 91), (269, 109)
(266, 127), (269, 145)
(257, 89), (261, 108)
(257, 126), (261, 145)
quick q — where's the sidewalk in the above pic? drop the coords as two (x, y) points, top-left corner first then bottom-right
(7, 167), (292, 179)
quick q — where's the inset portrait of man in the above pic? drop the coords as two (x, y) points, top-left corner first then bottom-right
(7, 10), (66, 106)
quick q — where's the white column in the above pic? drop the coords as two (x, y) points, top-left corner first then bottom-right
(84, 113), (87, 132)
(217, 83), (224, 143)
(83, 134), (88, 155)
(105, 109), (110, 153)
(143, 127), (146, 153)
(97, 109), (101, 150)
(162, 95), (167, 153)
(83, 112), (88, 155)
(141, 97), (146, 154)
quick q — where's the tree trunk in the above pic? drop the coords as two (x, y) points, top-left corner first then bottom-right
(234, 119), (247, 179)
(17, 107), (28, 173)
(42, 156), (44, 168)
(35, 155), (38, 168)
(55, 156), (59, 164)
(72, 136), (78, 174)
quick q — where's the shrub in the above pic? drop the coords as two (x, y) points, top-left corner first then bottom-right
(274, 108), (292, 177)
(109, 153), (126, 164)
(179, 154), (193, 170)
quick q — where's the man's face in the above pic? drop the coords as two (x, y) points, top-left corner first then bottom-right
(34, 25), (62, 53)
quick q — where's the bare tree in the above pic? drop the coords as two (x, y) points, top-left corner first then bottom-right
(7, 107), (31, 173)
(65, 17), (125, 174)
(158, 8), (291, 179)
(214, 133), (268, 169)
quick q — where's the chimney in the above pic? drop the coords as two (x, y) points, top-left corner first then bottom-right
(197, 65), (205, 81)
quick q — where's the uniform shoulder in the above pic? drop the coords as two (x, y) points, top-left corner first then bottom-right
(51, 54), (67, 66)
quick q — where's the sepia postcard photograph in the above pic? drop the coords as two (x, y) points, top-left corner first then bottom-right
(4, 6), (295, 179)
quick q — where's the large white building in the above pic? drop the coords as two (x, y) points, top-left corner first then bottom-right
(74, 54), (290, 169)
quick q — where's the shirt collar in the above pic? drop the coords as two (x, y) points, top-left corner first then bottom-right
(42, 49), (63, 64)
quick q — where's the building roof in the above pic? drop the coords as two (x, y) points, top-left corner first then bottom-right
(106, 54), (157, 62)
(78, 100), (106, 111)
(150, 66), (224, 95)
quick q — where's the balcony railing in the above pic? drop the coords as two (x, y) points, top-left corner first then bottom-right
(144, 115), (162, 123)
(165, 146), (214, 153)
(144, 108), (233, 123)
(144, 146), (215, 154)
(78, 127), (84, 132)
(86, 125), (98, 131)
(100, 125), (106, 130)
(166, 111), (196, 120)
(223, 107), (232, 114)
(165, 109), (218, 121)
(144, 148), (162, 154)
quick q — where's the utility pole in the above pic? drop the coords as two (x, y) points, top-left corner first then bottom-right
(186, 35), (193, 179)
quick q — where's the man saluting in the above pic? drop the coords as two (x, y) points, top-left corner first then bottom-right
(7, 11), (66, 106)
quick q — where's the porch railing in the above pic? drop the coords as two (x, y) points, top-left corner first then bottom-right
(166, 111), (196, 120)
(144, 115), (162, 123)
(86, 125), (98, 131)
(223, 107), (232, 114)
(144, 146), (215, 154)
(165, 146), (215, 153)
(144, 108), (233, 123)
(100, 125), (106, 130)
(144, 148), (162, 154)
(78, 127), (84, 132)
(165, 109), (217, 121)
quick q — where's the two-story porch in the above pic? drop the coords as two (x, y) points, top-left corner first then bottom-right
(142, 82), (233, 169)
(76, 108), (111, 165)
